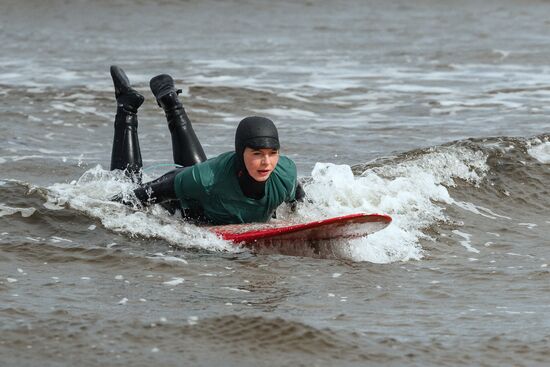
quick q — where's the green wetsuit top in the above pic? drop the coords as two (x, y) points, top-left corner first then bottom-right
(174, 151), (297, 224)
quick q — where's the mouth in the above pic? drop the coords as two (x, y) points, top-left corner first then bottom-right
(257, 169), (271, 176)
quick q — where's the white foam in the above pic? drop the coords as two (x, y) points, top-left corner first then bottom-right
(380, 84), (453, 94)
(371, 146), (488, 187)
(146, 254), (188, 264)
(528, 142), (550, 163)
(221, 287), (251, 293)
(43, 199), (65, 211)
(452, 230), (480, 253)
(187, 316), (199, 325)
(278, 145), (488, 263)
(50, 236), (73, 243)
(45, 145), (488, 263)
(46, 166), (232, 252)
(255, 107), (317, 118)
(518, 223), (537, 229)
(163, 277), (185, 286)
(0, 204), (36, 218)
(50, 102), (103, 117)
(453, 201), (512, 220)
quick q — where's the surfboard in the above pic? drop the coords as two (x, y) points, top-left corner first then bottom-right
(210, 213), (392, 246)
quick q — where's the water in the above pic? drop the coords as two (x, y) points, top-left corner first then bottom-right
(1, 0), (550, 366)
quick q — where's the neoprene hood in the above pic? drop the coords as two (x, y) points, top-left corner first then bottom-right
(234, 116), (280, 199)
(235, 116), (280, 154)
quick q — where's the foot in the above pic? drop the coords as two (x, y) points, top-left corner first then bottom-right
(149, 74), (182, 110)
(110, 65), (144, 113)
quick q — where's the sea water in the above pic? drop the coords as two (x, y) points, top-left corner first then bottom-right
(1, 0), (549, 366)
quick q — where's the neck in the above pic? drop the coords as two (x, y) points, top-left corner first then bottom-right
(237, 169), (265, 199)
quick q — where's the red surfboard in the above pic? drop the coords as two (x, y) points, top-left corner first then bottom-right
(210, 213), (392, 245)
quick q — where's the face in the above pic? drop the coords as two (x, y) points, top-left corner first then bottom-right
(243, 147), (280, 182)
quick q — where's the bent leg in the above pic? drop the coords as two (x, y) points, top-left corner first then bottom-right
(150, 74), (207, 167)
(113, 72), (205, 217)
(109, 66), (145, 181)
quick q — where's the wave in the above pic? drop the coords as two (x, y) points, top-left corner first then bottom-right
(282, 133), (549, 262)
(2, 134), (547, 264)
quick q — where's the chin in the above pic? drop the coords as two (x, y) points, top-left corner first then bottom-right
(254, 175), (270, 182)
(252, 171), (272, 182)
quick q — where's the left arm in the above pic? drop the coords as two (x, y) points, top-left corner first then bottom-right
(288, 181), (306, 212)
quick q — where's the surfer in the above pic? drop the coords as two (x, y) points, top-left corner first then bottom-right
(109, 65), (305, 224)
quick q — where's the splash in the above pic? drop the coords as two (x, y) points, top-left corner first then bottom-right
(46, 165), (231, 252)
(280, 146), (489, 263)
(527, 141), (550, 164)
(44, 144), (489, 262)
(0, 203), (36, 218)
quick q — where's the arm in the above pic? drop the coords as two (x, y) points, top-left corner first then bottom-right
(288, 182), (306, 212)
(112, 169), (180, 207)
(295, 182), (305, 202)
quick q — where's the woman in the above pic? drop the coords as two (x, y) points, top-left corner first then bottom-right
(109, 65), (304, 224)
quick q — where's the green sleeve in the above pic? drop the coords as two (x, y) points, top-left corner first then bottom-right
(276, 155), (298, 203)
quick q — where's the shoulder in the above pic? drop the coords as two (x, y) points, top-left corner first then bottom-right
(193, 152), (235, 177)
(270, 154), (297, 197)
(204, 152), (235, 179)
(196, 152), (236, 191)
(175, 152), (235, 192)
(274, 155), (297, 179)
(262, 155), (297, 204)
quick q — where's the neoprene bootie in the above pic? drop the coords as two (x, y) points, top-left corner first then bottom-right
(110, 65), (144, 180)
(149, 74), (206, 167)
(111, 65), (144, 113)
(149, 74), (182, 110)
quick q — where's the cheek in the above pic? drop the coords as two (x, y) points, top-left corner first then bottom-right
(244, 155), (260, 170)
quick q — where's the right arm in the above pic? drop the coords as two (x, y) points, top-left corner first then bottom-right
(112, 169), (181, 207)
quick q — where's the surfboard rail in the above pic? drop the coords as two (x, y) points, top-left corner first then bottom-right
(210, 213), (392, 245)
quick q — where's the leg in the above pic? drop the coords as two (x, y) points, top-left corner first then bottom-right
(112, 72), (204, 217)
(109, 65), (145, 181)
(149, 74), (207, 167)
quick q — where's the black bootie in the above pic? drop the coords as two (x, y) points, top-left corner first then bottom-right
(110, 65), (144, 181)
(150, 74), (207, 167)
(111, 65), (144, 113)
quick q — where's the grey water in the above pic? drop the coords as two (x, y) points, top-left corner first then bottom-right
(1, 0), (550, 366)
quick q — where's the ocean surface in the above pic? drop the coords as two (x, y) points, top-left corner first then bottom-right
(1, 0), (550, 366)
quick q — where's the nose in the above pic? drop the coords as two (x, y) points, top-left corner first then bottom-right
(260, 153), (271, 165)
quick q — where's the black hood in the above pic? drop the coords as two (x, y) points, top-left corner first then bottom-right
(234, 116), (280, 199)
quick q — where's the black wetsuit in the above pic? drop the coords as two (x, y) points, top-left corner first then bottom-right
(108, 66), (304, 223)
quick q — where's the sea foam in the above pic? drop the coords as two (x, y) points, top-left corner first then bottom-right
(46, 166), (231, 252)
(45, 144), (489, 263)
(280, 146), (489, 263)
(0, 204), (36, 218)
(528, 141), (550, 163)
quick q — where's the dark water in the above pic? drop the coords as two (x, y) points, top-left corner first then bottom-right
(1, 0), (550, 366)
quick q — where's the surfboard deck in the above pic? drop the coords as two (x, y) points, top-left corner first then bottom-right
(210, 213), (392, 245)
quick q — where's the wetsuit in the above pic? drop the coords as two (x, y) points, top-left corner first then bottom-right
(174, 152), (297, 224)
(108, 66), (304, 224)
